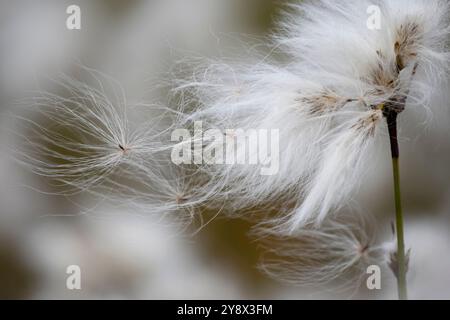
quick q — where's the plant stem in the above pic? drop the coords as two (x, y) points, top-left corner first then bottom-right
(386, 112), (408, 300)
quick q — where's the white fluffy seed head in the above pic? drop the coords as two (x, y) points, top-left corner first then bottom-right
(255, 214), (387, 293)
(15, 0), (450, 290)
(14, 70), (218, 227)
(17, 1), (450, 236)
(172, 0), (450, 231)
(15, 71), (160, 194)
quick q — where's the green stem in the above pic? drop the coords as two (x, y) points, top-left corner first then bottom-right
(386, 112), (408, 300)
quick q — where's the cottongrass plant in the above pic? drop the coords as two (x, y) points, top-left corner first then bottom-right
(18, 0), (450, 299)
(172, 0), (449, 298)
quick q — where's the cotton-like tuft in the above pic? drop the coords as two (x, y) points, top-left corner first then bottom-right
(172, 0), (450, 231)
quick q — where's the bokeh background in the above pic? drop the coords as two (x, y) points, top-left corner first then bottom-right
(0, 0), (449, 299)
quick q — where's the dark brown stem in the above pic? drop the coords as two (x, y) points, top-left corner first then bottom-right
(386, 112), (399, 158)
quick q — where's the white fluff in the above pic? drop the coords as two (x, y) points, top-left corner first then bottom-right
(256, 214), (386, 293)
(172, 0), (450, 230)
(18, 0), (450, 232)
(16, 71), (158, 193)
(15, 0), (450, 293)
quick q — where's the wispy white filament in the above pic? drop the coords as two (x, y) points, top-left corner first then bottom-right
(256, 214), (386, 293)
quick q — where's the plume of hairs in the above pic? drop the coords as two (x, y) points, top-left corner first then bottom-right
(170, 0), (449, 298)
(255, 214), (386, 294)
(173, 0), (450, 228)
(17, 0), (450, 298)
(15, 69), (218, 227)
(16, 73), (158, 192)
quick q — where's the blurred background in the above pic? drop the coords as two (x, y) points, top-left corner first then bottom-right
(0, 0), (449, 299)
